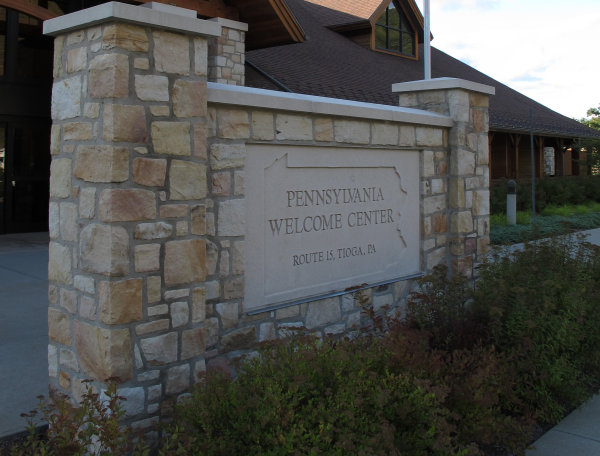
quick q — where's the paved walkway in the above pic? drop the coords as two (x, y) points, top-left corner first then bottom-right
(526, 394), (600, 455)
(0, 232), (49, 438)
(0, 230), (599, 454)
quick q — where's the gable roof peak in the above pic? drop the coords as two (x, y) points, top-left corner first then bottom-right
(303, 0), (386, 21)
(304, 0), (425, 42)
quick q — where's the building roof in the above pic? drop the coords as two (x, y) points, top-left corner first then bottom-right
(303, 0), (384, 21)
(137, 0), (305, 49)
(13, 0), (305, 50)
(246, 0), (600, 140)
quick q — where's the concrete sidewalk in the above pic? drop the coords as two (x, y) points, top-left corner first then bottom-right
(0, 232), (49, 438)
(526, 394), (600, 455)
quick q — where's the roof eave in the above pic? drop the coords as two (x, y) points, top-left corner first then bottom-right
(229, 0), (305, 50)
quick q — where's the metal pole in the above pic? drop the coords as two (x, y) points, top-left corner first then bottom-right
(424, 0), (431, 80)
(530, 108), (536, 224)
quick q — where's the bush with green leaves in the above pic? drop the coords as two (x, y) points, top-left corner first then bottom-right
(490, 212), (600, 244)
(10, 237), (600, 456)
(162, 236), (600, 455)
(403, 271), (534, 454)
(473, 237), (600, 423)
(10, 382), (149, 456)
(490, 176), (600, 215)
(162, 337), (465, 456)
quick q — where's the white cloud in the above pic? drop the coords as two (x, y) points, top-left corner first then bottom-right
(416, 0), (600, 118)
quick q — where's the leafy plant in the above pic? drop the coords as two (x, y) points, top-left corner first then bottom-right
(162, 337), (466, 456)
(490, 177), (600, 215)
(490, 212), (600, 244)
(405, 265), (478, 350)
(9, 238), (600, 456)
(10, 382), (149, 456)
(473, 236), (600, 423)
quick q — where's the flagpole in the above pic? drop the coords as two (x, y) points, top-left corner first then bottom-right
(424, 0), (431, 79)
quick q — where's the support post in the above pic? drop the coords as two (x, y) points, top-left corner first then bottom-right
(393, 78), (494, 277)
(44, 1), (221, 427)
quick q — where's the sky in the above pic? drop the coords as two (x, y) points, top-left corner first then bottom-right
(414, 0), (600, 120)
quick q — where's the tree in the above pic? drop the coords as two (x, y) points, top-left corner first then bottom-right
(580, 104), (600, 131)
(575, 104), (600, 174)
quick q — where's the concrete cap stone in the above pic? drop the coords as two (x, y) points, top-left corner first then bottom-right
(43, 1), (221, 38)
(207, 82), (453, 128)
(208, 17), (249, 32)
(392, 77), (495, 96)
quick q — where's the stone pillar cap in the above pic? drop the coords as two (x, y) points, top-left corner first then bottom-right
(208, 17), (249, 32)
(140, 2), (196, 18)
(43, 1), (221, 38)
(392, 77), (495, 96)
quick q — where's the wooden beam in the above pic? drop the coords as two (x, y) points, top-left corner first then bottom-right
(136, 0), (238, 19)
(0, 0), (57, 20)
(538, 137), (543, 178)
(267, 0), (304, 43)
(511, 135), (521, 179)
(488, 133), (493, 180)
(559, 139), (565, 176)
(503, 135), (509, 178)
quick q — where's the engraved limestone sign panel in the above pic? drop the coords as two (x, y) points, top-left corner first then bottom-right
(245, 145), (420, 312)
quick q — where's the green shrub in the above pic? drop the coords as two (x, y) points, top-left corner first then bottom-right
(473, 237), (600, 423)
(405, 266), (478, 350)
(490, 177), (600, 215)
(490, 210), (600, 245)
(11, 239), (600, 456)
(403, 268), (534, 453)
(10, 382), (149, 456)
(163, 337), (465, 456)
(404, 236), (600, 433)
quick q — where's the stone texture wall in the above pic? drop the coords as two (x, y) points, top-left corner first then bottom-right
(201, 106), (448, 368)
(398, 88), (491, 277)
(48, 16), (214, 427)
(207, 18), (246, 86)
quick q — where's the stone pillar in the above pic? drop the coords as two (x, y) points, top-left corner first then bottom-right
(207, 18), (247, 85)
(393, 78), (494, 277)
(44, 1), (220, 425)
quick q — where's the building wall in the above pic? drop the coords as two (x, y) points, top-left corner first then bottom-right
(488, 132), (584, 180)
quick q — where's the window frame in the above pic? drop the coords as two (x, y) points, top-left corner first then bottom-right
(370, 0), (419, 60)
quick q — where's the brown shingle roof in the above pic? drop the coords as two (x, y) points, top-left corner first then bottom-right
(304, 0), (382, 20)
(246, 0), (600, 140)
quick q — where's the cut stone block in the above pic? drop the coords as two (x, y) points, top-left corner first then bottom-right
(164, 239), (206, 286)
(79, 224), (129, 276)
(98, 189), (156, 222)
(74, 321), (132, 382)
(98, 278), (143, 325)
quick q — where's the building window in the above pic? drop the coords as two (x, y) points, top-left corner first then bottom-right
(374, 1), (415, 57)
(16, 13), (49, 79)
(0, 124), (4, 220)
(1, 7), (6, 76)
(0, 7), (52, 82)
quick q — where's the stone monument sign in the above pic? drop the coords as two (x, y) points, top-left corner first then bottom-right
(245, 145), (420, 312)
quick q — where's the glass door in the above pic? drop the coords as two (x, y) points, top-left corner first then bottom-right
(0, 123), (5, 232)
(2, 121), (50, 233)
(0, 6), (52, 233)
(1, 7), (6, 77)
